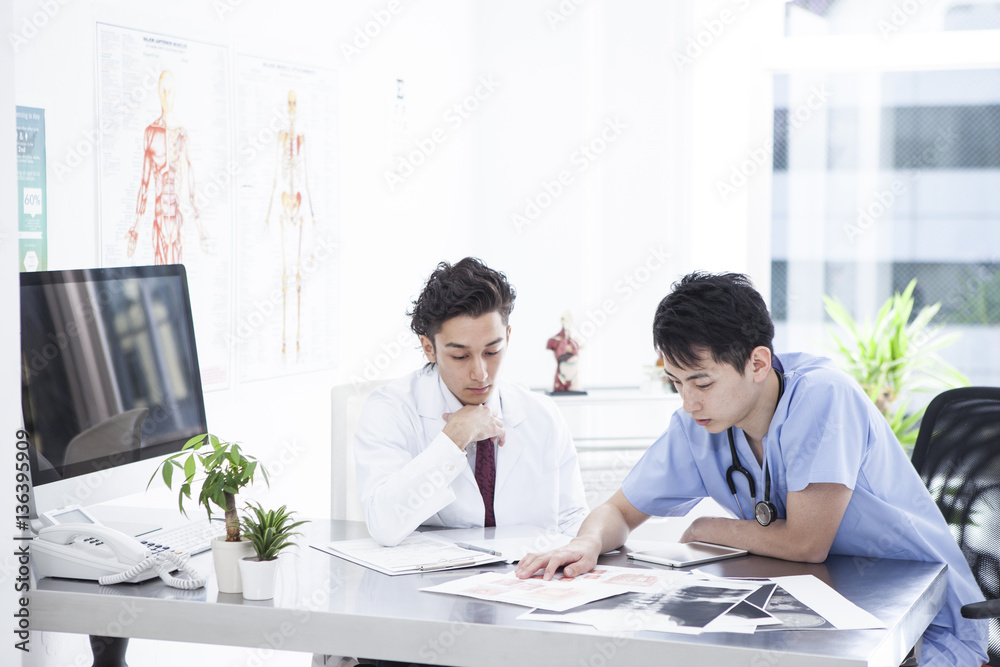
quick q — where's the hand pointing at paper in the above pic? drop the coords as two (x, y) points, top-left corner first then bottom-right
(516, 489), (652, 581)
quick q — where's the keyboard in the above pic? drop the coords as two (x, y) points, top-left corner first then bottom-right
(143, 521), (228, 556)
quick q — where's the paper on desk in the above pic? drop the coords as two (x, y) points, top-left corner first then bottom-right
(694, 571), (884, 631)
(518, 578), (765, 634)
(313, 534), (504, 575)
(421, 570), (634, 612)
(764, 575), (885, 630)
(568, 564), (692, 591)
(519, 600), (778, 635)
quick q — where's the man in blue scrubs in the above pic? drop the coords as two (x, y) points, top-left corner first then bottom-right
(517, 271), (988, 666)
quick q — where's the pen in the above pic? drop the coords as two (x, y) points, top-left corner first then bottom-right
(455, 541), (503, 557)
(417, 559), (477, 571)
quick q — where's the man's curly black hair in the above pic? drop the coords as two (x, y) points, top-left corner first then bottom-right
(408, 257), (516, 342)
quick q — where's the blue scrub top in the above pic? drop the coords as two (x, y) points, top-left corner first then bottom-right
(622, 352), (987, 664)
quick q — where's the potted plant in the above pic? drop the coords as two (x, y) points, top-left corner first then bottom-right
(238, 501), (309, 600)
(149, 433), (269, 593)
(823, 279), (969, 450)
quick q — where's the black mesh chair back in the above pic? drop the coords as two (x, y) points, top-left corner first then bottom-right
(911, 387), (1000, 665)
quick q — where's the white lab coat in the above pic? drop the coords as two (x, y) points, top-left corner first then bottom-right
(355, 366), (589, 546)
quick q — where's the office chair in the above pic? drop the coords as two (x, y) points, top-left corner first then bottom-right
(330, 379), (392, 521)
(320, 380), (394, 667)
(910, 387), (1000, 665)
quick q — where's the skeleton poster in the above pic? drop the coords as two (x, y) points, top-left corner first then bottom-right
(233, 55), (338, 381)
(97, 23), (233, 390)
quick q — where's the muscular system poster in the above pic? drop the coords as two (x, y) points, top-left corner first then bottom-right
(96, 23), (232, 389)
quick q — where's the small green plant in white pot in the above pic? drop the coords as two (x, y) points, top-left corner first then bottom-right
(149, 433), (269, 593)
(238, 502), (308, 600)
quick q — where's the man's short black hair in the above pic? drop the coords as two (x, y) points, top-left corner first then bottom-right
(652, 271), (774, 373)
(409, 257), (516, 341)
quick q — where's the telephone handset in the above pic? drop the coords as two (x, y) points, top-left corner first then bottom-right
(33, 523), (205, 589)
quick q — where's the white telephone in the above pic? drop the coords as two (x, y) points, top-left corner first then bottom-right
(33, 523), (205, 589)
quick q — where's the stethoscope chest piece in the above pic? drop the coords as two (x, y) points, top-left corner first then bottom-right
(754, 499), (777, 527)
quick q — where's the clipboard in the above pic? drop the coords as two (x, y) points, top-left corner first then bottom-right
(626, 541), (748, 568)
(312, 534), (505, 575)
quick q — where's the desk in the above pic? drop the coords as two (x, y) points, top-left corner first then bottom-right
(32, 521), (946, 666)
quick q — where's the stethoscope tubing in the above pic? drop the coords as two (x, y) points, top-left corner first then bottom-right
(725, 367), (784, 524)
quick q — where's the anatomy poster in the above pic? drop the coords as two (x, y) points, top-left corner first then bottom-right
(96, 23), (233, 390)
(234, 55), (338, 381)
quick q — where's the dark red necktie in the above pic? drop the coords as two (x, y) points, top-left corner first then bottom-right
(474, 439), (496, 527)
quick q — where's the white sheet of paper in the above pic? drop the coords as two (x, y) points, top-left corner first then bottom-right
(702, 600), (781, 633)
(567, 564), (693, 592)
(769, 575), (886, 630)
(421, 570), (633, 612)
(700, 617), (759, 634)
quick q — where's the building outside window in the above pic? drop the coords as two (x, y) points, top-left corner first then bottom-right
(770, 0), (1000, 392)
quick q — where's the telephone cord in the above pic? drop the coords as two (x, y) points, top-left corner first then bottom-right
(98, 551), (207, 589)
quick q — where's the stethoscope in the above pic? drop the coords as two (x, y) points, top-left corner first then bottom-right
(725, 368), (784, 527)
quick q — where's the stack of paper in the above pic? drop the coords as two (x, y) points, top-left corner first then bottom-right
(421, 570), (636, 612)
(313, 534), (504, 575)
(422, 566), (886, 636)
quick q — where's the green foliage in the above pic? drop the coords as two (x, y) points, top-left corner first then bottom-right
(240, 502), (308, 561)
(823, 279), (969, 447)
(148, 433), (269, 542)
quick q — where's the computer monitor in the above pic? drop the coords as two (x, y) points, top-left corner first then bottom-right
(20, 265), (208, 521)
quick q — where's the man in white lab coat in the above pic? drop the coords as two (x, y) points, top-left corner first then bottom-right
(354, 257), (589, 547)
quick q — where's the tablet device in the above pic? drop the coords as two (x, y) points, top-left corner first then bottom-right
(626, 541), (748, 568)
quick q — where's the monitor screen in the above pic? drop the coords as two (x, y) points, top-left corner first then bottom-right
(20, 265), (208, 492)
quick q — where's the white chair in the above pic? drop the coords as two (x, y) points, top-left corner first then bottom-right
(320, 380), (392, 667)
(330, 379), (392, 521)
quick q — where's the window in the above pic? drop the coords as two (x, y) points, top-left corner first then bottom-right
(770, 3), (1000, 388)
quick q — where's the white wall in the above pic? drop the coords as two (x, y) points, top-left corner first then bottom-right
(7, 1), (783, 663)
(468, 2), (687, 391)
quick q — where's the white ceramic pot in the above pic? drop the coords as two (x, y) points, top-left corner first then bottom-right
(211, 536), (255, 594)
(238, 556), (280, 600)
